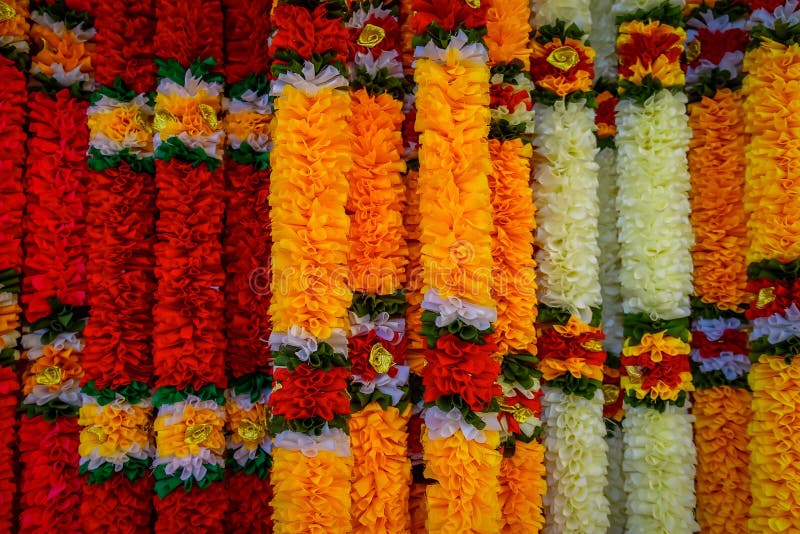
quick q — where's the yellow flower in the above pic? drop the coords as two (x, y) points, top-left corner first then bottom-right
(88, 105), (152, 148)
(499, 439), (546, 533)
(154, 92), (220, 138)
(539, 358), (604, 382)
(224, 110), (272, 144)
(485, 0), (532, 69)
(79, 403), (152, 458)
(226, 400), (268, 451)
(0, 0), (29, 41)
(154, 404), (225, 458)
(623, 331), (690, 363)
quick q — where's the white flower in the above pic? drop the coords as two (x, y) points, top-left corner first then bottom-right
(693, 317), (744, 341)
(353, 50), (404, 79)
(352, 365), (410, 405)
(273, 427), (350, 458)
(622, 404), (699, 533)
(270, 63), (349, 97)
(597, 147), (624, 354)
(421, 289), (497, 330)
(269, 326), (348, 361)
(22, 330), (84, 360)
(533, 100), (603, 323)
(345, 6), (393, 28)
(605, 425), (627, 534)
(590, 0), (618, 80)
(541, 387), (610, 534)
(532, 0), (592, 34)
(751, 0), (800, 29)
(23, 378), (82, 407)
(612, 0), (685, 18)
(348, 311), (405, 340)
(691, 349), (750, 380)
(31, 11), (96, 41)
(751, 304), (800, 344)
(153, 131), (224, 159)
(414, 30), (488, 64)
(424, 406), (501, 442)
(616, 89), (693, 320)
(156, 73), (223, 99)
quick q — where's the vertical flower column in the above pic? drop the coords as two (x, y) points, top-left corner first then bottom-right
(18, 1), (94, 530)
(590, 0), (627, 530)
(684, 2), (752, 532)
(484, 1), (546, 532)
(412, 2), (503, 532)
(613, 1), (698, 531)
(266, 1), (354, 532)
(345, 2), (413, 533)
(79, 0), (157, 531)
(0, 1), (28, 530)
(151, 1), (227, 531)
(221, 1), (273, 530)
(744, 2), (800, 531)
(529, 1), (610, 532)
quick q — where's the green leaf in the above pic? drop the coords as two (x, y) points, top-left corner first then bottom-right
(500, 353), (541, 390)
(91, 78), (138, 103)
(229, 143), (271, 171)
(230, 372), (273, 403)
(0, 44), (30, 71)
(19, 399), (78, 421)
(351, 66), (406, 100)
(618, 75), (682, 105)
(154, 137), (221, 171)
(229, 73), (270, 100)
(154, 463), (225, 499)
(535, 20), (586, 44)
(88, 147), (156, 175)
(421, 310), (493, 347)
(615, 1), (683, 27)
(227, 448), (273, 480)
(269, 414), (349, 436)
(350, 291), (407, 319)
(690, 296), (746, 320)
(622, 313), (690, 345)
(412, 22), (486, 50)
(747, 257), (800, 282)
(81, 380), (151, 406)
(545, 375), (603, 399)
(623, 390), (687, 412)
(32, 0), (94, 30)
(152, 384), (225, 408)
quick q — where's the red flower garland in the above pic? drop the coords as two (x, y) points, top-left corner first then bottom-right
(691, 329), (749, 359)
(270, 365), (351, 422)
(411, 0), (487, 33)
(268, 3), (352, 68)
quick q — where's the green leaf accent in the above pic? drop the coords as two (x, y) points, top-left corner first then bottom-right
(605, 352), (621, 369)
(750, 336), (800, 364)
(28, 298), (89, 346)
(691, 367), (749, 391)
(615, 1), (683, 26)
(596, 136), (616, 149)
(229, 143), (271, 170)
(81, 380), (151, 406)
(500, 353), (541, 390)
(688, 0), (747, 20)
(227, 448), (272, 480)
(229, 73), (270, 100)
(0, 347), (19, 368)
(270, 50), (346, 80)
(349, 382), (409, 413)
(750, 20), (800, 49)
(230, 372), (273, 403)
(0, 268), (20, 294)
(534, 20), (586, 44)
(690, 296), (746, 320)
(30, 72), (91, 100)
(87, 147), (156, 175)
(351, 66), (406, 100)
(623, 390), (687, 412)
(81, 457), (150, 484)
(350, 291), (407, 319)
(154, 463), (225, 498)
(537, 305), (602, 327)
(489, 119), (532, 142)
(19, 400), (78, 421)
(687, 69), (742, 103)
(618, 75), (682, 104)
(406, 158), (420, 172)
(747, 257), (800, 282)
(408, 373), (424, 405)
(490, 59), (527, 81)
(91, 78), (138, 103)
(412, 22), (487, 50)
(545, 375), (603, 399)
(156, 57), (224, 85)
(0, 44), (29, 71)
(272, 342), (349, 373)
(420, 310), (493, 347)
(426, 395), (497, 431)
(622, 313), (690, 345)
(269, 414), (349, 437)
(152, 385), (226, 408)
(605, 418), (623, 437)
(154, 137), (221, 171)
(32, 0), (94, 30)
(531, 90), (597, 108)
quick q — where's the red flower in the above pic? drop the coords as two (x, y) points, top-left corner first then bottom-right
(93, 0), (157, 92)
(153, 0), (224, 70)
(349, 329), (406, 382)
(270, 364), (351, 421)
(354, 14), (402, 58)
(745, 278), (798, 320)
(501, 390), (541, 436)
(269, 4), (352, 68)
(595, 90), (618, 138)
(691, 329), (748, 359)
(640, 355), (691, 391)
(689, 28), (748, 67)
(0, 57), (27, 273)
(403, 107), (419, 148)
(154, 477), (227, 532)
(411, 0), (487, 34)
(80, 473), (154, 533)
(407, 414), (424, 455)
(422, 334), (501, 412)
(537, 327), (606, 368)
(747, 0), (785, 11)
(490, 84), (532, 111)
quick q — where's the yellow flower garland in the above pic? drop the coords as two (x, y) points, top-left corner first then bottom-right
(499, 439), (546, 533)
(485, 0), (531, 70)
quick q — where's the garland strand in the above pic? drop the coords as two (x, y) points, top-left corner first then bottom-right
(221, 1), (273, 530)
(613, 1), (698, 531)
(684, 2), (752, 531)
(411, 1), (502, 531)
(266, 2), (354, 531)
(744, 2), (800, 530)
(0, 1), (29, 530)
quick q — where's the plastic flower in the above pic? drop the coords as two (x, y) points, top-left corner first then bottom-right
(531, 37), (595, 96)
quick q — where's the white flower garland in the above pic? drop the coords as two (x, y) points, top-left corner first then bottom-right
(604, 424), (626, 534)
(589, 0), (618, 80)
(597, 147), (623, 353)
(541, 387), (610, 534)
(531, 0), (592, 34)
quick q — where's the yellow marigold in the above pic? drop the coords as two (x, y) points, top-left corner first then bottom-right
(225, 400), (268, 452)
(349, 404), (411, 534)
(30, 23), (93, 76)
(688, 89), (748, 311)
(622, 331), (691, 363)
(621, 371), (694, 401)
(22, 345), (83, 395)
(154, 92), (220, 138)
(485, 0), (532, 69)
(224, 110), (272, 144)
(79, 403), (152, 459)
(415, 56), (495, 308)
(269, 86), (352, 339)
(617, 20), (685, 87)
(749, 355), (800, 532)
(88, 105), (152, 148)
(347, 89), (407, 295)
(499, 439), (546, 533)
(694, 386), (751, 534)
(539, 358), (604, 382)
(0, 0), (29, 41)
(489, 139), (537, 357)
(154, 405), (225, 458)
(743, 41), (800, 263)
(271, 448), (353, 534)
(423, 429), (503, 533)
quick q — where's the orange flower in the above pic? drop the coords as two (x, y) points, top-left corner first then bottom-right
(539, 358), (604, 381)
(30, 24), (93, 76)
(0, 0), (30, 42)
(531, 37), (594, 96)
(485, 0), (532, 69)
(154, 404), (225, 458)
(499, 439), (546, 533)
(22, 345), (83, 395)
(617, 20), (685, 87)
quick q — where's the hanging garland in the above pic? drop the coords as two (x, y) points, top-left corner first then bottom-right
(484, 0), (545, 532)
(745, 1), (800, 531)
(150, 1), (228, 530)
(411, 1), (503, 531)
(78, 0), (157, 531)
(613, 0), (698, 531)
(266, 1), (354, 532)
(529, 1), (610, 532)
(18, 0), (94, 530)
(221, 0), (273, 530)
(684, 2), (752, 532)
(0, 1), (28, 529)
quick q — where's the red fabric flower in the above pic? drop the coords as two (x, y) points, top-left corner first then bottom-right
(223, 0), (271, 84)
(0, 57), (27, 272)
(747, 0), (785, 11)
(595, 89), (618, 138)
(354, 14), (402, 58)
(745, 278), (798, 320)
(154, 478), (228, 533)
(153, 0), (224, 69)
(225, 471), (273, 534)
(537, 327), (606, 368)
(93, 0), (157, 92)
(422, 334), (501, 412)
(501, 389), (541, 436)
(490, 84), (532, 111)
(270, 365), (351, 421)
(80, 474), (154, 534)
(411, 0), (487, 33)
(640, 355), (691, 391)
(691, 329), (749, 359)
(349, 329), (407, 382)
(617, 23), (683, 80)
(269, 4), (352, 68)
(689, 28), (748, 67)
(0, 368), (18, 533)
(403, 106), (419, 149)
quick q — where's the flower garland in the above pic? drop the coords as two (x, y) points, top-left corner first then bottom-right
(484, 1), (545, 532)
(19, 1), (94, 530)
(529, 1), (610, 531)
(683, 2), (752, 532)
(0, 1), (28, 529)
(411, 1), (503, 531)
(221, 1), (273, 530)
(151, 0), (228, 529)
(266, 2), (354, 532)
(744, 2), (800, 530)
(345, 2), (413, 532)
(613, 0), (698, 531)
(78, 0), (158, 530)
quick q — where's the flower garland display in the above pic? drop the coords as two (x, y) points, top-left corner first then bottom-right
(485, 1), (545, 532)
(529, 1), (610, 532)
(0, 1), (28, 529)
(18, 0), (94, 530)
(266, 1), (354, 532)
(411, 1), (503, 531)
(345, 2), (413, 532)
(744, 2), (800, 531)
(151, 1), (228, 529)
(221, 1), (273, 530)
(684, 2), (752, 532)
(613, 1), (698, 531)
(78, 0), (157, 530)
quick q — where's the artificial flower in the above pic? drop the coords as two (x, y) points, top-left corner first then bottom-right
(485, 0), (532, 69)
(411, 0), (487, 34)
(617, 20), (685, 87)
(499, 439), (546, 534)
(270, 365), (350, 422)
(531, 37), (595, 96)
